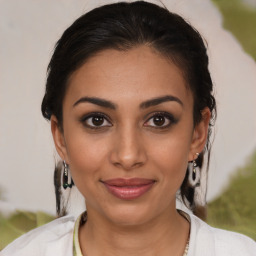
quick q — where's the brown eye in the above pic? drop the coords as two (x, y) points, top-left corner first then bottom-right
(153, 115), (165, 126)
(92, 116), (104, 126)
(82, 113), (112, 128)
(144, 112), (176, 129)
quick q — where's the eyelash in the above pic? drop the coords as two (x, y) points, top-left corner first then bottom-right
(80, 111), (177, 130)
(80, 112), (112, 130)
(144, 111), (177, 129)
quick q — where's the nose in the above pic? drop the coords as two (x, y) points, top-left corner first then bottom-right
(109, 126), (147, 171)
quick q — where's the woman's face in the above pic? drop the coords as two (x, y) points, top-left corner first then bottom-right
(52, 46), (209, 225)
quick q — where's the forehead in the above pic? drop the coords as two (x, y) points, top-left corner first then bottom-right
(65, 46), (192, 107)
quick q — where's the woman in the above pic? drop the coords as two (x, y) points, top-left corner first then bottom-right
(2, 1), (255, 255)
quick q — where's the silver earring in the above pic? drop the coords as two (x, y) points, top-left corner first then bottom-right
(63, 161), (74, 189)
(188, 153), (200, 187)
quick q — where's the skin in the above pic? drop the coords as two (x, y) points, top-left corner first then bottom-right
(51, 46), (211, 256)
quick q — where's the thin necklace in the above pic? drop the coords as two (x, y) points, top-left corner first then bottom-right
(179, 209), (191, 256)
(183, 238), (190, 256)
(73, 212), (190, 256)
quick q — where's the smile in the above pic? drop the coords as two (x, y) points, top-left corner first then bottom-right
(102, 178), (156, 200)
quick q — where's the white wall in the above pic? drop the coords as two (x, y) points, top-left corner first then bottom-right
(1, 0), (256, 215)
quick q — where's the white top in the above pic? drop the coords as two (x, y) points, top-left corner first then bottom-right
(1, 212), (256, 256)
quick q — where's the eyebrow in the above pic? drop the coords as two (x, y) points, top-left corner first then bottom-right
(73, 95), (183, 110)
(140, 95), (183, 109)
(73, 97), (116, 109)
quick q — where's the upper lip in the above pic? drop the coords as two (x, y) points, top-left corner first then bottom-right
(102, 178), (155, 186)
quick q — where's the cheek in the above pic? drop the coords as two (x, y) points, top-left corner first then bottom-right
(153, 146), (188, 178)
(65, 138), (110, 207)
(148, 132), (191, 185)
(64, 131), (110, 185)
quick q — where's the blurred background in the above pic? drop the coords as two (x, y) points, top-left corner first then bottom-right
(0, 0), (256, 249)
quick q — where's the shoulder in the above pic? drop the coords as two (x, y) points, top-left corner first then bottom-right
(189, 213), (256, 256)
(1, 215), (75, 256)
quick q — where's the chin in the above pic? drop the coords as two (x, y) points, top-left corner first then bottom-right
(103, 204), (154, 227)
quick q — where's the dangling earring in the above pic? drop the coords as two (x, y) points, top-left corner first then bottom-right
(188, 153), (200, 187)
(63, 160), (74, 189)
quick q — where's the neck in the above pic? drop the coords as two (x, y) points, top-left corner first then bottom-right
(79, 204), (190, 256)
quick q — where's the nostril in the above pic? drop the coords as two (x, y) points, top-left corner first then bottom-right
(111, 153), (146, 170)
(109, 133), (147, 170)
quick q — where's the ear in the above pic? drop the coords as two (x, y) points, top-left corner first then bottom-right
(51, 115), (68, 162)
(188, 107), (211, 161)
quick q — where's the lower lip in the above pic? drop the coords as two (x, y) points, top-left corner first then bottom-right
(103, 182), (155, 200)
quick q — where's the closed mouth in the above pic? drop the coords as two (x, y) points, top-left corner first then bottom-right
(101, 178), (156, 200)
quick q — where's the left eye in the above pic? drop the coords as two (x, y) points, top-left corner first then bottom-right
(82, 114), (112, 128)
(144, 113), (173, 128)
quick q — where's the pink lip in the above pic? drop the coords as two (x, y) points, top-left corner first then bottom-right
(102, 178), (155, 200)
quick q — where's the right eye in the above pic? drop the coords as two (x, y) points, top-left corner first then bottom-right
(81, 113), (112, 129)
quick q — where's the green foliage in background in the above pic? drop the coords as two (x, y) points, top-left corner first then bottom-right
(208, 0), (256, 240)
(207, 151), (256, 240)
(0, 211), (55, 250)
(212, 0), (256, 60)
(1, 0), (256, 250)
